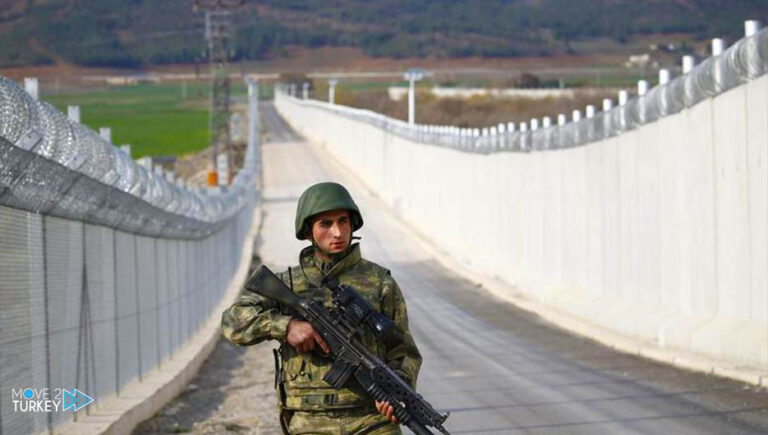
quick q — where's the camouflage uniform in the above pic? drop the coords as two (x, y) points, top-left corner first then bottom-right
(221, 242), (422, 434)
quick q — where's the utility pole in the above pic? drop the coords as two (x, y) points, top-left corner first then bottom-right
(404, 68), (425, 125)
(328, 78), (338, 104)
(194, 0), (244, 186)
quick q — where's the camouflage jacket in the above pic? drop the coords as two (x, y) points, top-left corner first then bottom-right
(221, 243), (422, 411)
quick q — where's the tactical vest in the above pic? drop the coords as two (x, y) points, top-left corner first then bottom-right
(275, 244), (390, 412)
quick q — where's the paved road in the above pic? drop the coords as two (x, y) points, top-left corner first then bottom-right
(137, 103), (768, 435)
(260, 101), (298, 144)
(257, 102), (768, 435)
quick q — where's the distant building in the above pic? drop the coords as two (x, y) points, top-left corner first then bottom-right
(649, 43), (677, 52)
(625, 53), (651, 68)
(387, 86), (578, 100)
(83, 74), (162, 85)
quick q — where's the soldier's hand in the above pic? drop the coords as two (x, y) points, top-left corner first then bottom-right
(375, 400), (399, 424)
(286, 318), (330, 354)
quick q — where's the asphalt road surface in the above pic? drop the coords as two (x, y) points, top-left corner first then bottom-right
(136, 102), (768, 435)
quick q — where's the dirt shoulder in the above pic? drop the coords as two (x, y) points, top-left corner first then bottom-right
(132, 337), (282, 435)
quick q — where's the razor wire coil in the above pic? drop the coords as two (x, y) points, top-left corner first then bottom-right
(283, 27), (768, 155)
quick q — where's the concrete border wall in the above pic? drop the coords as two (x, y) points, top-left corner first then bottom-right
(275, 73), (768, 372)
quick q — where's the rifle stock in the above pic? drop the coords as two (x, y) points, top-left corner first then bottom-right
(245, 265), (307, 316)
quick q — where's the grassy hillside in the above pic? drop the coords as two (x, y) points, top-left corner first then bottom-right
(1, 0), (766, 68)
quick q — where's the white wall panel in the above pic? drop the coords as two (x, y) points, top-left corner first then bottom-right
(275, 75), (768, 368)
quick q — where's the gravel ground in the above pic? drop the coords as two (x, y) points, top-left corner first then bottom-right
(132, 336), (283, 435)
(133, 252), (283, 434)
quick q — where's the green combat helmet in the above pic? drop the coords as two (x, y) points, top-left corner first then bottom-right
(295, 182), (364, 240)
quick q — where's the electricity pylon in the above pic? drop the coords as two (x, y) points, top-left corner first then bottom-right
(194, 0), (244, 186)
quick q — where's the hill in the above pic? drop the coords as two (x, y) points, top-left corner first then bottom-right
(0, 0), (766, 68)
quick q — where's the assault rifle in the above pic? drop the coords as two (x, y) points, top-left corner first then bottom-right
(245, 265), (451, 435)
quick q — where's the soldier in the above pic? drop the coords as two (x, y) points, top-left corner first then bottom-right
(221, 182), (422, 434)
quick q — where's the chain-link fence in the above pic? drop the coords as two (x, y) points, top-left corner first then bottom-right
(281, 25), (768, 153)
(0, 77), (260, 434)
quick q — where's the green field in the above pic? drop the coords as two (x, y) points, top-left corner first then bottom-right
(44, 82), (247, 158)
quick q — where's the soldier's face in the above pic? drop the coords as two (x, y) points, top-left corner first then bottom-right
(309, 210), (352, 260)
